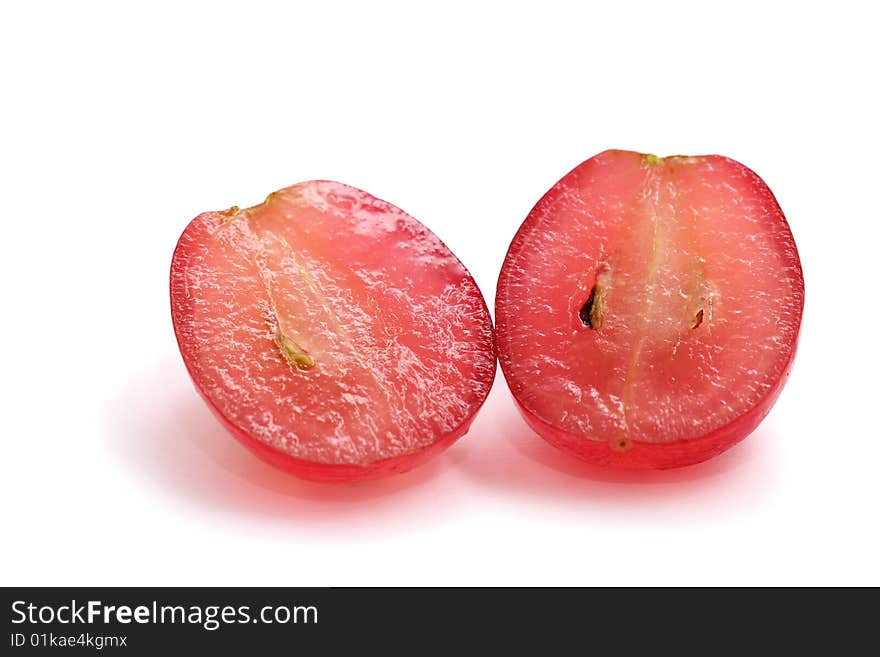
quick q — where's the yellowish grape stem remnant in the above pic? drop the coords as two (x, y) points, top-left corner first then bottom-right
(278, 332), (315, 370)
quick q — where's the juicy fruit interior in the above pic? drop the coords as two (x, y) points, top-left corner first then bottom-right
(496, 150), (803, 446)
(171, 182), (495, 467)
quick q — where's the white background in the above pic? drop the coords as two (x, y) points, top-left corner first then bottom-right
(2, 1), (878, 586)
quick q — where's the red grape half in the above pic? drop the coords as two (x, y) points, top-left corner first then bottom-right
(171, 181), (495, 482)
(495, 150), (804, 469)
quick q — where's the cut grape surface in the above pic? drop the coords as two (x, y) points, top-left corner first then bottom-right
(496, 150), (804, 468)
(171, 181), (495, 482)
